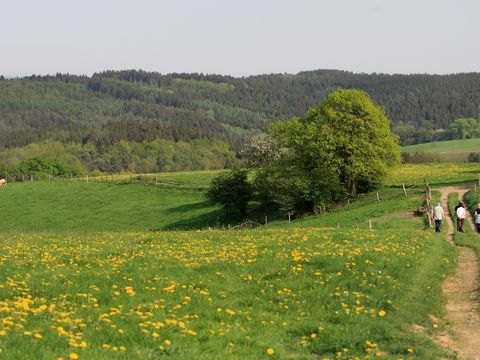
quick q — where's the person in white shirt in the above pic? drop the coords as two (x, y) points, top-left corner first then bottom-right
(455, 201), (466, 233)
(433, 202), (444, 232)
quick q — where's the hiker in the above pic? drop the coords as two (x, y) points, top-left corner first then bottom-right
(455, 201), (466, 233)
(475, 204), (480, 234)
(433, 202), (444, 232)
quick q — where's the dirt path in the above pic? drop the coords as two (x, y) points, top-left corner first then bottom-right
(436, 185), (480, 359)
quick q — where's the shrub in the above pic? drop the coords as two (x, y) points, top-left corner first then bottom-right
(206, 169), (253, 217)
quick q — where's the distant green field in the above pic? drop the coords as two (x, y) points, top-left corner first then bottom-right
(402, 138), (480, 162)
(385, 163), (480, 187)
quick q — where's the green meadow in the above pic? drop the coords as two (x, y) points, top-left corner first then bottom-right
(402, 138), (480, 162)
(1, 165), (477, 358)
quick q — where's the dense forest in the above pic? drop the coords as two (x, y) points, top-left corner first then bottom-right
(0, 70), (479, 175)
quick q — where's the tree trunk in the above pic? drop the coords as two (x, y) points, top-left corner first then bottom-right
(348, 178), (357, 197)
(239, 206), (247, 219)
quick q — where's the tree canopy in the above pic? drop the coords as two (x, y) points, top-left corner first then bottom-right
(254, 89), (400, 214)
(206, 169), (253, 217)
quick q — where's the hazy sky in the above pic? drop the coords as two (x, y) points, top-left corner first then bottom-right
(1, 0), (479, 77)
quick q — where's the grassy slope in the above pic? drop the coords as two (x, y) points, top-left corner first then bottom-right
(402, 138), (480, 162)
(0, 168), (459, 358)
(0, 180), (237, 232)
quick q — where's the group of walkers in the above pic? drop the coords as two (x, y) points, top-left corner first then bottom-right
(433, 200), (480, 234)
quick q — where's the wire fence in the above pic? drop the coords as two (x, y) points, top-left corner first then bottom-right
(0, 173), (208, 190)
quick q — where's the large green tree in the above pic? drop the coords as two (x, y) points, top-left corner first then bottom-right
(257, 89), (400, 213)
(310, 89), (401, 196)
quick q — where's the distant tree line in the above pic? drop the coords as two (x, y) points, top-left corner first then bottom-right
(0, 139), (237, 179)
(1, 70), (480, 152)
(1, 70), (479, 176)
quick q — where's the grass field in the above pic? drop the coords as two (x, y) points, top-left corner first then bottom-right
(0, 166), (464, 358)
(0, 180), (237, 232)
(402, 138), (480, 162)
(0, 224), (454, 359)
(385, 163), (480, 187)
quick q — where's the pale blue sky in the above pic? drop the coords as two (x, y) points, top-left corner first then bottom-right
(1, 0), (479, 77)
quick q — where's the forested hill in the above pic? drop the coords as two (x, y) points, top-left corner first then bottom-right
(1, 70), (480, 152)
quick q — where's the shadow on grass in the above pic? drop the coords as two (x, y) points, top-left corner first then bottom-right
(156, 199), (286, 231)
(157, 209), (242, 231)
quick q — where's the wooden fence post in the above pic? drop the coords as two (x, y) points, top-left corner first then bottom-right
(424, 182), (433, 228)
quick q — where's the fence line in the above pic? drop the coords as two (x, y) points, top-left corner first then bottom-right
(1, 173), (208, 190)
(0, 173), (453, 229)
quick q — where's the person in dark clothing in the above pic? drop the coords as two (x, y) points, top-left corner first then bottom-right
(474, 204), (480, 234)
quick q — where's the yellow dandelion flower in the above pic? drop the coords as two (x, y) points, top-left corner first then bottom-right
(266, 348), (274, 356)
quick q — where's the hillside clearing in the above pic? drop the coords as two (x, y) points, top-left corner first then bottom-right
(402, 138), (480, 162)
